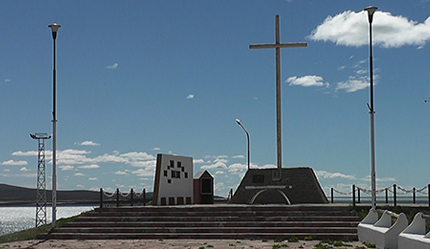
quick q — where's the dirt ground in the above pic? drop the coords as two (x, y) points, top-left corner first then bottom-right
(0, 239), (372, 249)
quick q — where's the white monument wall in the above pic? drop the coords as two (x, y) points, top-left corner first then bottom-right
(153, 154), (193, 205)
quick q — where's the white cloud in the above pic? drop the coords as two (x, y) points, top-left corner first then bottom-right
(13, 149), (156, 172)
(57, 149), (93, 165)
(186, 94), (194, 99)
(287, 75), (329, 88)
(201, 158), (228, 170)
(335, 76), (369, 92)
(89, 177), (98, 181)
(152, 147), (160, 151)
(215, 182), (225, 191)
(115, 171), (127, 175)
(378, 177), (396, 182)
(78, 164), (100, 169)
(120, 152), (155, 160)
(131, 168), (154, 177)
(356, 69), (367, 75)
(106, 63), (119, 69)
(315, 170), (355, 179)
(12, 151), (37, 157)
(74, 172), (85, 176)
(118, 152), (156, 168)
(193, 159), (205, 164)
(322, 182), (354, 196)
(89, 187), (101, 192)
(309, 10), (430, 48)
(0, 160), (28, 166)
(92, 153), (128, 164)
(59, 165), (74, 171)
(4, 79), (11, 82)
(361, 175), (396, 182)
(227, 163), (247, 173)
(76, 141), (100, 146)
(128, 160), (155, 168)
(76, 184), (85, 188)
(257, 164), (277, 169)
(204, 155), (228, 159)
(231, 155), (245, 159)
(19, 167), (29, 172)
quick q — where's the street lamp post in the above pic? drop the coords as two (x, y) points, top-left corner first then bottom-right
(364, 6), (377, 209)
(48, 22), (61, 228)
(235, 119), (250, 170)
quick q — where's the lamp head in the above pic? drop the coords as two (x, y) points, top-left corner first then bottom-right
(235, 119), (241, 125)
(48, 23), (61, 39)
(364, 6), (378, 23)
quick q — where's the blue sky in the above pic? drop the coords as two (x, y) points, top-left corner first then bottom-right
(1, 1), (430, 199)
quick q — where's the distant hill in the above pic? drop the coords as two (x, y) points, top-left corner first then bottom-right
(0, 184), (99, 205)
(0, 184), (153, 205)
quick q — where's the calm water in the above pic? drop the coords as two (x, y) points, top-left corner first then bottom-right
(0, 205), (96, 236)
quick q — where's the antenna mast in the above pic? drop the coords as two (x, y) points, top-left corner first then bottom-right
(30, 133), (51, 227)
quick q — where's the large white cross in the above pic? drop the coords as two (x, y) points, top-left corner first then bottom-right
(250, 15), (307, 171)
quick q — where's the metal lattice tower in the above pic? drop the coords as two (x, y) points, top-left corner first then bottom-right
(30, 133), (51, 227)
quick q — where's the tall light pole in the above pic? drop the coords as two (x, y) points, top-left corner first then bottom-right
(236, 119), (250, 170)
(48, 22), (61, 228)
(364, 6), (377, 209)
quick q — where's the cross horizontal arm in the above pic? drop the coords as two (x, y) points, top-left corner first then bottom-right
(249, 42), (307, 49)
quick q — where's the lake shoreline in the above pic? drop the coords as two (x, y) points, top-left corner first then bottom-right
(0, 201), (99, 207)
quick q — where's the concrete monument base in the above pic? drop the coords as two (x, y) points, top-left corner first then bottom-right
(228, 167), (328, 204)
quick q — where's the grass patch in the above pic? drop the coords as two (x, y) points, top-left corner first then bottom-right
(362, 241), (376, 248)
(314, 242), (332, 249)
(0, 210), (91, 244)
(288, 236), (299, 242)
(333, 240), (352, 247)
(0, 224), (51, 244)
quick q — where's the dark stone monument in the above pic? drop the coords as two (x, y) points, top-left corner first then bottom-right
(229, 167), (328, 204)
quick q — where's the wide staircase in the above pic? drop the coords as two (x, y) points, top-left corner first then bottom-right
(38, 205), (361, 240)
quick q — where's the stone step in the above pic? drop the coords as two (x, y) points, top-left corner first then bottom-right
(38, 205), (360, 241)
(73, 215), (360, 222)
(88, 210), (354, 217)
(38, 232), (358, 241)
(96, 204), (351, 211)
(51, 226), (357, 234)
(95, 205), (355, 214)
(64, 221), (359, 228)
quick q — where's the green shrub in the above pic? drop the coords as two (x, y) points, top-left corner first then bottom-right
(288, 236), (299, 242)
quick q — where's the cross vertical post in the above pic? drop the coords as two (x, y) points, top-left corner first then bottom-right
(249, 15), (307, 173)
(275, 15), (282, 174)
